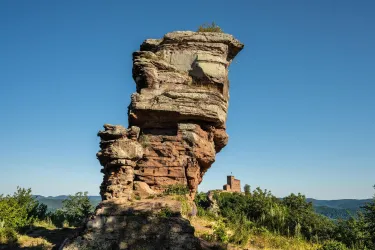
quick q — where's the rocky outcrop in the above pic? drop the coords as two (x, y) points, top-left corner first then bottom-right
(62, 198), (201, 250)
(62, 30), (243, 250)
(128, 31), (243, 197)
(96, 31), (243, 200)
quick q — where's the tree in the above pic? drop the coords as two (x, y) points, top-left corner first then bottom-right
(244, 184), (250, 196)
(62, 192), (94, 227)
(0, 187), (39, 230)
(362, 185), (375, 248)
(334, 215), (369, 249)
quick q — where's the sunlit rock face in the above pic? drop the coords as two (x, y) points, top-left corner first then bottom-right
(62, 31), (243, 250)
(98, 31), (243, 199)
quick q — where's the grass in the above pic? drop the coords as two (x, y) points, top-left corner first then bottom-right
(188, 210), (321, 250)
(0, 218), (79, 249)
(17, 234), (53, 249)
(33, 219), (57, 230)
(249, 232), (320, 250)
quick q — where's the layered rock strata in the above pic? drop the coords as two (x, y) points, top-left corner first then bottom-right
(98, 31), (243, 199)
(62, 31), (243, 250)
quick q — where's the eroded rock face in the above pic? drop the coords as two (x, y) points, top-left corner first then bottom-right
(98, 31), (243, 200)
(62, 31), (243, 250)
(62, 198), (201, 250)
(97, 124), (143, 201)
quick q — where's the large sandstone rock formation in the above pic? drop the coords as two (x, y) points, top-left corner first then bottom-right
(62, 31), (243, 250)
(99, 31), (243, 200)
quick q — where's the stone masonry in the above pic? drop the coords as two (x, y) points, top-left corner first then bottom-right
(223, 175), (241, 193)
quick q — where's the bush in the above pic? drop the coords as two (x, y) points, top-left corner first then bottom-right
(320, 240), (348, 250)
(197, 22), (223, 33)
(61, 192), (93, 227)
(163, 184), (189, 196)
(50, 209), (67, 228)
(213, 221), (228, 243)
(158, 207), (176, 218)
(194, 192), (211, 210)
(0, 187), (39, 230)
(362, 185), (375, 249)
(0, 227), (18, 246)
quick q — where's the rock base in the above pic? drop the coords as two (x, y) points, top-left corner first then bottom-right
(62, 198), (211, 250)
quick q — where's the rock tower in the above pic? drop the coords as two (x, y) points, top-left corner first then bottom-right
(98, 31), (243, 200)
(63, 31), (243, 250)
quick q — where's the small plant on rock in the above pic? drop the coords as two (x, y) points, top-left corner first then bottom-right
(158, 207), (175, 218)
(163, 184), (189, 196)
(139, 134), (151, 148)
(197, 22), (223, 33)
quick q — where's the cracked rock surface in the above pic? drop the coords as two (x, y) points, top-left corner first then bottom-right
(62, 31), (243, 250)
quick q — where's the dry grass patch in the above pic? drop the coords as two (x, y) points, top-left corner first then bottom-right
(17, 234), (54, 249)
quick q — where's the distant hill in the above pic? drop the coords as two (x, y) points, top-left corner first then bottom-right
(307, 198), (372, 219)
(33, 195), (101, 211)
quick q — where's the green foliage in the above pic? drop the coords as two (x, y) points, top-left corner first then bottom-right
(163, 184), (189, 196)
(197, 22), (223, 33)
(50, 209), (67, 228)
(228, 214), (253, 246)
(61, 192), (94, 227)
(362, 185), (375, 248)
(196, 188), (340, 247)
(135, 195), (141, 200)
(244, 184), (251, 196)
(174, 195), (191, 217)
(334, 215), (369, 249)
(194, 192), (211, 210)
(0, 187), (39, 230)
(157, 207), (175, 218)
(0, 227), (18, 246)
(282, 193), (335, 242)
(213, 221), (229, 243)
(320, 240), (348, 250)
(32, 203), (48, 220)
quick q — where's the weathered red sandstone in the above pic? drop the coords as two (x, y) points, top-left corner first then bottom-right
(63, 31), (243, 250)
(98, 31), (243, 200)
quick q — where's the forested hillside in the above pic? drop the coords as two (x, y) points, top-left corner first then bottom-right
(33, 195), (369, 220)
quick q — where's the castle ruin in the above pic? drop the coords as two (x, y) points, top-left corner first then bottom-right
(223, 175), (241, 193)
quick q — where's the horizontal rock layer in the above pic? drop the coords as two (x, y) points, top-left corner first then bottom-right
(100, 31), (243, 198)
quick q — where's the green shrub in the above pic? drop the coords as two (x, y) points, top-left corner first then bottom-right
(0, 187), (38, 230)
(158, 207), (176, 218)
(135, 195), (141, 200)
(163, 184), (189, 196)
(0, 227), (18, 246)
(362, 185), (375, 249)
(200, 232), (215, 242)
(213, 221), (228, 243)
(174, 195), (191, 216)
(61, 192), (93, 227)
(50, 209), (66, 228)
(197, 22), (223, 33)
(320, 240), (348, 250)
(194, 192), (211, 210)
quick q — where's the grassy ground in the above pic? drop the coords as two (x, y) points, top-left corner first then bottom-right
(188, 210), (320, 250)
(0, 220), (79, 250)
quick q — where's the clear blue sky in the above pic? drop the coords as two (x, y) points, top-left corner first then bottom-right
(0, 0), (374, 199)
